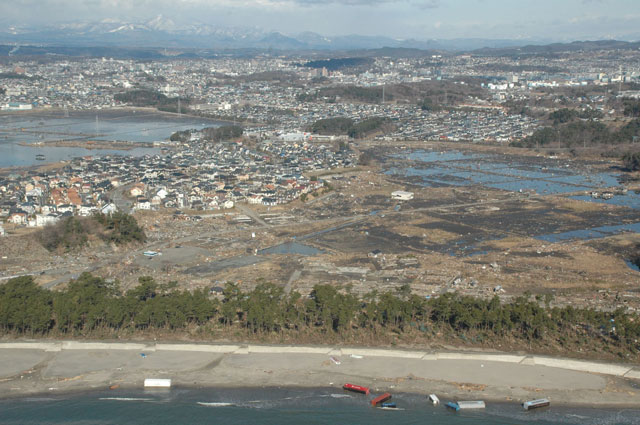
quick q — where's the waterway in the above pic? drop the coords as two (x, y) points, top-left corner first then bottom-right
(0, 110), (221, 168)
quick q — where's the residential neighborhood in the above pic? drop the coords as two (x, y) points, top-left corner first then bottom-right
(0, 130), (355, 228)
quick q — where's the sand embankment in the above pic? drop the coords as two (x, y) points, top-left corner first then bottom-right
(1, 341), (639, 406)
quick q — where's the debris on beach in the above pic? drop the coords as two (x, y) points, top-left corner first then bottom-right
(454, 382), (487, 392)
(371, 392), (392, 407)
(428, 394), (440, 405)
(523, 398), (550, 410)
(343, 383), (370, 395)
(144, 378), (171, 388)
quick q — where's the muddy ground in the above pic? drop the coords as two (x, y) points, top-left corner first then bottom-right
(2, 141), (639, 312)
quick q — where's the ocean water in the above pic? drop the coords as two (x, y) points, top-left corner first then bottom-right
(0, 387), (638, 425)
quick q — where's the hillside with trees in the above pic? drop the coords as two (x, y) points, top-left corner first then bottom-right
(419, 97), (442, 112)
(512, 116), (640, 149)
(201, 125), (244, 142)
(0, 72), (40, 80)
(624, 100), (640, 118)
(37, 212), (146, 253)
(348, 117), (395, 138)
(114, 89), (190, 113)
(298, 79), (483, 109)
(170, 129), (191, 142)
(308, 117), (394, 138)
(309, 118), (354, 135)
(303, 57), (374, 71)
(300, 85), (388, 104)
(623, 151), (640, 171)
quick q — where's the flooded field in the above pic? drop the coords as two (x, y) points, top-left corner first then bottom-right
(386, 149), (640, 249)
(393, 150), (622, 196)
(225, 144), (640, 305)
(536, 222), (640, 243)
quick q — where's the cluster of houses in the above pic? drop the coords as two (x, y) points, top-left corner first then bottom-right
(0, 169), (117, 228)
(2, 49), (638, 149)
(0, 135), (356, 229)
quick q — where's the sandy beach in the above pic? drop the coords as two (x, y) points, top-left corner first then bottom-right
(0, 341), (639, 407)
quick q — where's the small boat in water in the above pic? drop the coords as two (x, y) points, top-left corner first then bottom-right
(35, 154), (45, 160)
(445, 402), (460, 411)
(523, 398), (550, 410)
(428, 394), (440, 405)
(342, 383), (370, 395)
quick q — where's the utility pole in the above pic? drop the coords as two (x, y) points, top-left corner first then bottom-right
(178, 98), (181, 116)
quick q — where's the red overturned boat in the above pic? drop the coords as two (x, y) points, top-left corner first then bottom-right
(371, 393), (392, 407)
(343, 383), (370, 395)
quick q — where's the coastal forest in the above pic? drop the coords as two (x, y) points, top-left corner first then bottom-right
(1, 273), (639, 361)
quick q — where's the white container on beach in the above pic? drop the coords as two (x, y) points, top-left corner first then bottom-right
(457, 401), (485, 409)
(428, 394), (440, 405)
(144, 378), (172, 388)
(523, 398), (550, 410)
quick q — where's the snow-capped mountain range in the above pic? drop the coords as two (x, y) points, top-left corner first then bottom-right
(0, 15), (550, 52)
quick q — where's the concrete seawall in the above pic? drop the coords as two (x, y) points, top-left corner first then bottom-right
(0, 341), (638, 380)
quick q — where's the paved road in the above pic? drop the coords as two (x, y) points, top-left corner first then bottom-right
(285, 270), (302, 294)
(109, 183), (134, 214)
(235, 203), (269, 227)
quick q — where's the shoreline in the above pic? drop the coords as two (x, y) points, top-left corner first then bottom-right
(0, 106), (248, 126)
(18, 139), (153, 151)
(1, 384), (637, 413)
(1, 341), (639, 407)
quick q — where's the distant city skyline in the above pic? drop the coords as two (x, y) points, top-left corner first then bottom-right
(1, 0), (639, 41)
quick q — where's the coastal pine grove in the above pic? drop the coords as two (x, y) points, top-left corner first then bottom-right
(1, 273), (638, 361)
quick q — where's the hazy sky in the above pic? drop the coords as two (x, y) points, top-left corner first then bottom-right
(2, 0), (639, 40)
